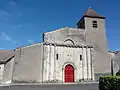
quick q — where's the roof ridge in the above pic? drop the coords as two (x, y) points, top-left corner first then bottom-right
(109, 50), (120, 54)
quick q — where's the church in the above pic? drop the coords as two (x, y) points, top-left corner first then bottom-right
(0, 8), (114, 84)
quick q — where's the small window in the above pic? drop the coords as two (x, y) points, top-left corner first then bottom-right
(92, 20), (98, 28)
(80, 55), (82, 60)
(56, 54), (58, 60)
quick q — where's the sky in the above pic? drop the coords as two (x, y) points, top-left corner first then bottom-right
(0, 0), (120, 51)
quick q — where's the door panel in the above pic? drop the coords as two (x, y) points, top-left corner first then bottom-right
(64, 65), (74, 82)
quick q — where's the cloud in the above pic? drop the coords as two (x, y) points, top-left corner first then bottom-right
(28, 40), (34, 43)
(2, 11), (10, 17)
(18, 24), (24, 28)
(0, 10), (11, 22)
(12, 24), (24, 29)
(0, 10), (10, 17)
(2, 32), (12, 41)
(9, 1), (17, 6)
(1, 32), (16, 43)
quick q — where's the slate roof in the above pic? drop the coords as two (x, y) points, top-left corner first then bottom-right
(0, 50), (14, 64)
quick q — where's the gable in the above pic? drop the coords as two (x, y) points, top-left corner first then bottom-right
(43, 27), (86, 45)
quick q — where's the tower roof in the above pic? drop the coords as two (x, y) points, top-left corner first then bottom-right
(83, 8), (105, 19)
(77, 8), (105, 25)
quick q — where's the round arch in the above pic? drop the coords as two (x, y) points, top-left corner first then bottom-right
(62, 62), (76, 82)
(62, 62), (76, 70)
(64, 39), (75, 45)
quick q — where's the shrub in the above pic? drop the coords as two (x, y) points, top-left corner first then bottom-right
(116, 69), (120, 76)
(99, 76), (120, 90)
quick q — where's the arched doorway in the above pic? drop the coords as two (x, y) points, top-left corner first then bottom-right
(64, 64), (74, 82)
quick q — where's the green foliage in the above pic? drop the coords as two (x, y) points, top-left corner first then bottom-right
(99, 76), (120, 90)
(116, 70), (120, 76)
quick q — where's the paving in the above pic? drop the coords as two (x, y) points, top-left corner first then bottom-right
(0, 82), (99, 90)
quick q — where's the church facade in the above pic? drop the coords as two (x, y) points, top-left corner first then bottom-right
(0, 8), (112, 84)
(42, 32), (94, 82)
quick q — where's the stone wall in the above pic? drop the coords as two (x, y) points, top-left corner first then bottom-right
(113, 52), (120, 75)
(84, 17), (111, 78)
(0, 64), (4, 83)
(12, 43), (43, 83)
(43, 44), (94, 82)
(44, 27), (86, 46)
(3, 57), (14, 83)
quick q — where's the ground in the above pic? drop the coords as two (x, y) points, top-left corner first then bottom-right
(0, 83), (99, 90)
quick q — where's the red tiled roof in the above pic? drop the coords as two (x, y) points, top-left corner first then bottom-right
(83, 8), (105, 18)
(108, 51), (120, 54)
(77, 8), (105, 25)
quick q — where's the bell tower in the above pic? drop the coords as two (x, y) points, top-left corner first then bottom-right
(77, 8), (111, 80)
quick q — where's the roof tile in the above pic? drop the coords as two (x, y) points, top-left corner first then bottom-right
(0, 50), (14, 63)
(84, 8), (105, 18)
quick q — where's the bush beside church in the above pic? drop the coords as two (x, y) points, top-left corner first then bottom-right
(99, 76), (120, 90)
(116, 70), (120, 76)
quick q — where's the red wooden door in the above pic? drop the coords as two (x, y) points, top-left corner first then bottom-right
(64, 65), (74, 82)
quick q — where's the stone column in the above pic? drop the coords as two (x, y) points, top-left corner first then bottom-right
(49, 45), (55, 81)
(43, 45), (47, 81)
(46, 45), (50, 81)
(77, 47), (83, 80)
(90, 48), (95, 80)
(53, 45), (56, 81)
(87, 47), (92, 80)
(83, 47), (87, 80)
(86, 47), (88, 80)
(82, 47), (84, 80)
